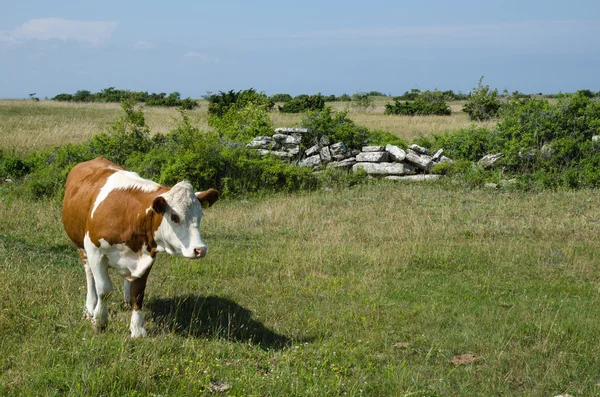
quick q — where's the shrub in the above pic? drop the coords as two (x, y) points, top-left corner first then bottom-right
(351, 93), (375, 111)
(89, 100), (153, 166)
(278, 94), (326, 113)
(300, 107), (370, 150)
(209, 102), (274, 143)
(462, 77), (502, 120)
(384, 90), (451, 116)
(270, 93), (293, 102)
(207, 89), (273, 117)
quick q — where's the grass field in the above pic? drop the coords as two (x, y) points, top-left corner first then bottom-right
(1, 100), (599, 395)
(0, 98), (495, 154)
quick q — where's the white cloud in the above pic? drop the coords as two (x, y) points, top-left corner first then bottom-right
(184, 51), (220, 63)
(10, 17), (117, 45)
(266, 19), (600, 52)
(132, 40), (156, 50)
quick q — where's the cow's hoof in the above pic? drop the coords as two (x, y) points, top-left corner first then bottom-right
(130, 327), (147, 338)
(82, 311), (93, 320)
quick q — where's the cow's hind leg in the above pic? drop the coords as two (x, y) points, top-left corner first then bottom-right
(129, 268), (152, 338)
(79, 249), (97, 319)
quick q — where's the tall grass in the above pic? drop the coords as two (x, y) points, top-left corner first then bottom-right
(1, 99), (495, 154)
(1, 182), (599, 395)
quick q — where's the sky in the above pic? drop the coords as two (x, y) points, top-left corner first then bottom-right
(1, 0), (599, 99)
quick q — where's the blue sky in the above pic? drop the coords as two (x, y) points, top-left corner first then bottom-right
(1, 1), (599, 99)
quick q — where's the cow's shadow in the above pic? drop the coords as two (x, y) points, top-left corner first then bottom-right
(147, 295), (296, 350)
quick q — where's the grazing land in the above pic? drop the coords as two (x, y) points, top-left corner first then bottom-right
(0, 100), (598, 396)
(0, 98), (495, 154)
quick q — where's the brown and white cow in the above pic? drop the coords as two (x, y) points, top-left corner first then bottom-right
(62, 157), (218, 337)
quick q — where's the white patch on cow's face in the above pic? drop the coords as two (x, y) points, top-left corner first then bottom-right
(91, 170), (160, 218)
(155, 181), (207, 259)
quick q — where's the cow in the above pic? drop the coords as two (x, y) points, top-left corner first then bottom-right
(62, 157), (219, 338)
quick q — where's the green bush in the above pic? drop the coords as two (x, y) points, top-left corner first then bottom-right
(0, 150), (31, 179)
(89, 100), (153, 166)
(270, 93), (293, 102)
(462, 77), (502, 121)
(384, 90), (451, 116)
(279, 94), (326, 113)
(207, 89), (273, 118)
(209, 102), (274, 143)
(351, 93), (375, 111)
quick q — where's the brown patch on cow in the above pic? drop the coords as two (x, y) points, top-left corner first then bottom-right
(62, 157), (123, 248)
(450, 354), (481, 365)
(196, 188), (219, 208)
(88, 187), (168, 253)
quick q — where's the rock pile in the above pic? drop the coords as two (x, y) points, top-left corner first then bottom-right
(247, 128), (455, 179)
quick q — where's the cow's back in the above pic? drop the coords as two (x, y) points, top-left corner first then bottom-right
(62, 157), (123, 248)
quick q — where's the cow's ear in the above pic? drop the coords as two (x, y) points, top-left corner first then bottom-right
(195, 189), (219, 209)
(152, 196), (167, 214)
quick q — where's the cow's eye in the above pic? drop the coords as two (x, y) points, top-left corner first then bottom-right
(171, 214), (180, 224)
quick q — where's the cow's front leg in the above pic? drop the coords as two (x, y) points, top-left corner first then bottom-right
(88, 252), (112, 332)
(79, 249), (97, 319)
(123, 279), (132, 309)
(129, 268), (152, 338)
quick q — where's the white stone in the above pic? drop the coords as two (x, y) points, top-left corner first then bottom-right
(385, 145), (406, 162)
(327, 158), (357, 169)
(353, 162), (416, 175)
(405, 151), (433, 171)
(408, 144), (430, 155)
(320, 146), (332, 162)
(432, 149), (444, 161)
(478, 153), (504, 169)
(330, 142), (348, 157)
(305, 144), (320, 157)
(439, 156), (454, 164)
(246, 136), (272, 149)
(298, 154), (321, 168)
(592, 135), (600, 142)
(385, 174), (442, 181)
(274, 127), (309, 134)
(356, 151), (390, 163)
(362, 146), (385, 152)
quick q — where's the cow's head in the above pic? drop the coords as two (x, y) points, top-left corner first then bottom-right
(151, 182), (219, 259)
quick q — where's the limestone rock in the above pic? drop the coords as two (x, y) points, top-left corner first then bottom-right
(362, 145), (385, 152)
(432, 149), (444, 161)
(327, 158), (357, 169)
(478, 153), (504, 169)
(408, 144), (430, 155)
(385, 174), (442, 181)
(320, 146), (332, 162)
(405, 151), (433, 171)
(298, 155), (321, 168)
(439, 155), (454, 164)
(356, 151), (390, 163)
(274, 127), (309, 134)
(305, 144), (320, 157)
(353, 162), (416, 175)
(330, 142), (348, 157)
(247, 136), (273, 149)
(593, 135), (600, 142)
(385, 144), (406, 162)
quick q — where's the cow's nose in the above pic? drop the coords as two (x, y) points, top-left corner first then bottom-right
(194, 246), (207, 258)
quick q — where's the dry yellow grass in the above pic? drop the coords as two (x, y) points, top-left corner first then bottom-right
(0, 98), (496, 154)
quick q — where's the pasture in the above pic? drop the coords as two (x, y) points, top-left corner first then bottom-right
(1, 100), (599, 396)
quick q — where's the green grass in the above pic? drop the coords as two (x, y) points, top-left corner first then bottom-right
(1, 182), (600, 395)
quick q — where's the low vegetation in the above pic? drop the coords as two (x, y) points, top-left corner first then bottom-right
(1, 82), (600, 394)
(385, 90), (452, 116)
(52, 87), (198, 109)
